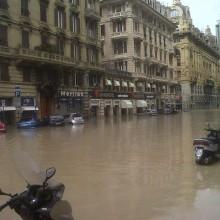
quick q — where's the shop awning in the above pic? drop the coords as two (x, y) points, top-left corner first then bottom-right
(129, 82), (135, 88)
(122, 81), (128, 87)
(136, 100), (147, 108)
(105, 79), (112, 86)
(121, 100), (133, 109)
(21, 106), (39, 111)
(114, 80), (120, 87)
(0, 106), (16, 111)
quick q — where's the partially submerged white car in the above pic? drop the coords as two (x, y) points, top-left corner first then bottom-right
(65, 113), (85, 125)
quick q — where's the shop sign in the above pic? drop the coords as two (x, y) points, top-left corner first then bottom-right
(59, 90), (84, 97)
(100, 92), (114, 99)
(21, 97), (34, 106)
(145, 95), (155, 99)
(116, 94), (129, 98)
(133, 93), (145, 99)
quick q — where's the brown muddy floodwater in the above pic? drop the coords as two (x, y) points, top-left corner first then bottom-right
(1, 110), (220, 220)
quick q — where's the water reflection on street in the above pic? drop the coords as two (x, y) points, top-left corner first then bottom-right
(1, 110), (220, 220)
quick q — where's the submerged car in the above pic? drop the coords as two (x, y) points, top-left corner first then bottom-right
(0, 121), (6, 132)
(17, 117), (41, 129)
(49, 115), (64, 126)
(65, 113), (85, 125)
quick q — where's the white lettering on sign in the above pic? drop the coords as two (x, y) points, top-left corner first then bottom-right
(59, 91), (84, 97)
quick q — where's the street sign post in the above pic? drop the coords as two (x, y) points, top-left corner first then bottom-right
(1, 100), (5, 123)
(15, 86), (21, 97)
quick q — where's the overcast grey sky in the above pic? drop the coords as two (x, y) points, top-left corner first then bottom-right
(162, 0), (220, 35)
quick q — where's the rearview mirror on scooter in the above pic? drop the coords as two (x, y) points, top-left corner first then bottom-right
(43, 167), (56, 187)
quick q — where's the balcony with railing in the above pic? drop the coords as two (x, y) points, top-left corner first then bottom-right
(109, 11), (129, 20)
(111, 32), (128, 39)
(0, 46), (16, 57)
(17, 48), (78, 66)
(85, 8), (100, 21)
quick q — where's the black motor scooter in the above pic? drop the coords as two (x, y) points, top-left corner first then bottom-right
(193, 128), (220, 165)
(0, 167), (74, 220)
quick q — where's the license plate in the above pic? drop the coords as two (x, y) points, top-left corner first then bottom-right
(196, 149), (203, 157)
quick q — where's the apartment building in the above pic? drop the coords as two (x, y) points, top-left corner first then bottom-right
(170, 0), (220, 109)
(100, 0), (180, 113)
(0, 0), (102, 123)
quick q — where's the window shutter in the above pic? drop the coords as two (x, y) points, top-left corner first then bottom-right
(54, 8), (58, 26)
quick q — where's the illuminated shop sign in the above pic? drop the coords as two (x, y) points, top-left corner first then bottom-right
(59, 90), (84, 97)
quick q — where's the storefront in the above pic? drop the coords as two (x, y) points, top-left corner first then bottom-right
(0, 98), (16, 124)
(145, 94), (156, 109)
(89, 90), (134, 117)
(121, 100), (133, 115)
(90, 99), (100, 117)
(56, 90), (84, 115)
(20, 97), (39, 119)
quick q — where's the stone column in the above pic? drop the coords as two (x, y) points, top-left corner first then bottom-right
(181, 81), (192, 110)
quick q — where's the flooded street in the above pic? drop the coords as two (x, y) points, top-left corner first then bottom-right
(1, 110), (220, 220)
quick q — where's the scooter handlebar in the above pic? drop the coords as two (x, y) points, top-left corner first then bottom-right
(0, 200), (10, 212)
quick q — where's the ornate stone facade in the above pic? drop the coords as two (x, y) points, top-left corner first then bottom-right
(0, 0), (102, 122)
(100, 0), (180, 111)
(169, 0), (220, 109)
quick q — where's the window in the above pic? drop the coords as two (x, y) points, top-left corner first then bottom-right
(133, 21), (139, 32)
(113, 40), (127, 54)
(56, 37), (65, 55)
(23, 69), (31, 82)
(0, 25), (8, 46)
(113, 20), (126, 32)
(0, 0), (8, 10)
(87, 20), (97, 39)
(0, 63), (9, 81)
(41, 33), (49, 46)
(144, 45), (147, 57)
(21, 0), (29, 17)
(69, 0), (79, 5)
(70, 13), (80, 33)
(150, 46), (153, 57)
(143, 26), (146, 39)
(114, 60), (127, 71)
(22, 30), (29, 48)
(101, 25), (105, 36)
(55, 7), (66, 29)
(134, 40), (141, 57)
(135, 61), (141, 73)
(40, 1), (47, 22)
(71, 40), (81, 62)
(86, 0), (95, 10)
(112, 4), (125, 13)
(87, 46), (98, 64)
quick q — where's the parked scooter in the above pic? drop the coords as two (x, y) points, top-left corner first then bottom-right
(193, 128), (220, 165)
(0, 167), (74, 220)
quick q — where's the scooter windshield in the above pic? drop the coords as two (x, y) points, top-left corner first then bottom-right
(12, 149), (56, 186)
